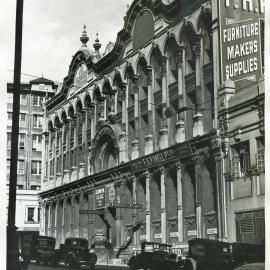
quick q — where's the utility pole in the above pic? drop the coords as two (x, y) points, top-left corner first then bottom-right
(7, 0), (24, 269)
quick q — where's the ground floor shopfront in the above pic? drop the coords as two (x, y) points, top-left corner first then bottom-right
(40, 134), (229, 262)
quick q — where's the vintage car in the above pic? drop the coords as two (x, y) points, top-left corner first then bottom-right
(127, 241), (183, 270)
(183, 238), (234, 270)
(21, 235), (57, 265)
(183, 238), (265, 270)
(55, 237), (93, 268)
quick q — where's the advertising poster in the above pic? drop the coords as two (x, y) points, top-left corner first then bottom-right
(95, 187), (105, 209)
(219, 0), (265, 89)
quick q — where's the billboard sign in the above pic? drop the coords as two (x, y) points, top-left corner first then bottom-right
(219, 0), (264, 88)
(95, 187), (105, 209)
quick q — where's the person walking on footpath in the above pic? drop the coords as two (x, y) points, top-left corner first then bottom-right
(21, 240), (32, 270)
(89, 248), (97, 270)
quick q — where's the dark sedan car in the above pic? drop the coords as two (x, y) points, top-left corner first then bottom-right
(128, 241), (183, 270)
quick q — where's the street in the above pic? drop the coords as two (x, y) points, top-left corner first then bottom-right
(28, 262), (128, 270)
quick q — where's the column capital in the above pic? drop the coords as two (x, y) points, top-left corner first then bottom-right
(193, 41), (201, 57)
(176, 45), (185, 66)
(192, 154), (204, 166)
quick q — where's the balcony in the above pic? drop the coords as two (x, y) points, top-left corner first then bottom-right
(185, 72), (196, 93)
(168, 81), (178, 101)
(128, 105), (134, 119)
(140, 98), (148, 115)
(154, 90), (162, 105)
(203, 63), (213, 85)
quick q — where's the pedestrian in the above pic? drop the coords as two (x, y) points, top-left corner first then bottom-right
(89, 248), (97, 270)
(21, 240), (32, 270)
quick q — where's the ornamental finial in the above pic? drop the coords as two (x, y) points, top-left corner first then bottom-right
(80, 24), (89, 47)
(93, 33), (101, 52)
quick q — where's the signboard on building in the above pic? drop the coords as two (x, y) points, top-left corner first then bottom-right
(207, 228), (218, 235)
(170, 231), (179, 238)
(219, 0), (264, 88)
(154, 233), (162, 239)
(95, 187), (105, 209)
(130, 141), (192, 173)
(139, 235), (147, 241)
(187, 230), (197, 237)
(95, 228), (106, 241)
(105, 183), (116, 205)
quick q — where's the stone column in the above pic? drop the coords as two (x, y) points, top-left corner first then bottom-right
(115, 180), (122, 248)
(146, 66), (153, 129)
(175, 46), (186, 143)
(40, 202), (46, 236)
(176, 162), (184, 243)
(193, 41), (204, 136)
(145, 171), (151, 242)
(160, 167), (167, 243)
(70, 195), (75, 236)
(54, 200), (60, 239)
(131, 176), (138, 247)
(88, 188), (95, 244)
(62, 197), (67, 243)
(133, 76), (140, 139)
(78, 193), (84, 237)
(47, 202), (52, 236)
(193, 155), (204, 238)
(81, 109), (87, 147)
(42, 132), (49, 190)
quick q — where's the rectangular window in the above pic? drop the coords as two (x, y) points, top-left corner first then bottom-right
(20, 94), (27, 105)
(17, 185), (24, 190)
(256, 139), (265, 173)
(31, 160), (41, 175)
(8, 112), (13, 120)
(32, 134), (42, 151)
(7, 133), (12, 148)
(19, 113), (26, 127)
(33, 115), (42, 128)
(8, 93), (13, 103)
(7, 159), (11, 173)
(27, 207), (35, 222)
(33, 95), (42, 106)
(17, 160), (24, 174)
(19, 133), (25, 149)
(31, 185), (41, 190)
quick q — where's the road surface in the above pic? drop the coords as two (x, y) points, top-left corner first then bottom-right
(28, 262), (128, 270)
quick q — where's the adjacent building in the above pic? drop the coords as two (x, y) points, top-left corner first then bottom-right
(38, 0), (265, 263)
(7, 78), (56, 246)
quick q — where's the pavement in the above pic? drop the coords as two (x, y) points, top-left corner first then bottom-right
(27, 262), (129, 270)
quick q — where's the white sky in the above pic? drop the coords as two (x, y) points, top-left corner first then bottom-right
(0, 0), (133, 88)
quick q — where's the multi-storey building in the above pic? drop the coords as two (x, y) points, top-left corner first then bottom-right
(39, 0), (264, 263)
(7, 77), (56, 246)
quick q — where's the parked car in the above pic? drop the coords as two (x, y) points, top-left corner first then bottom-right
(55, 237), (92, 268)
(21, 235), (57, 266)
(183, 238), (234, 270)
(127, 241), (183, 270)
(233, 262), (265, 270)
(183, 238), (265, 270)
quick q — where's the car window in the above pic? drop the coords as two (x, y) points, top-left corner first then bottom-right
(190, 244), (206, 256)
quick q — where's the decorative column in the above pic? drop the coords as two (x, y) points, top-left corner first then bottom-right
(119, 83), (127, 127)
(176, 162), (184, 243)
(78, 193), (84, 237)
(193, 155), (204, 238)
(146, 66), (153, 129)
(131, 176), (138, 247)
(160, 167), (167, 243)
(47, 202), (52, 236)
(175, 46), (186, 143)
(115, 180), (123, 248)
(145, 171), (151, 242)
(88, 187), (95, 244)
(54, 200), (60, 240)
(119, 132), (127, 163)
(70, 195), (75, 236)
(71, 116), (78, 181)
(56, 126), (62, 187)
(193, 40), (204, 137)
(64, 120), (70, 183)
(133, 75), (140, 139)
(42, 132), (50, 190)
(62, 197), (67, 243)
(40, 201), (46, 236)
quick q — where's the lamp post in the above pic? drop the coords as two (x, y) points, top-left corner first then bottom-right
(7, 0), (24, 269)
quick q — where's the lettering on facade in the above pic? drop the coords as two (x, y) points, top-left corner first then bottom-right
(187, 230), (197, 237)
(219, 0), (264, 88)
(170, 231), (179, 238)
(130, 141), (192, 173)
(139, 235), (147, 241)
(207, 228), (218, 235)
(154, 233), (162, 239)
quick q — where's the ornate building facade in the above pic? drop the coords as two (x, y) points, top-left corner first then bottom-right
(39, 0), (264, 262)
